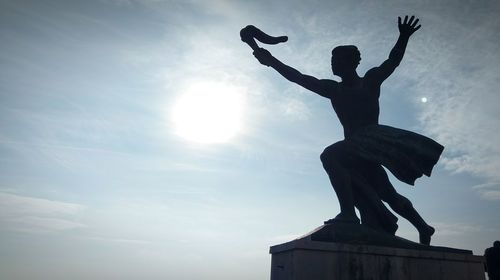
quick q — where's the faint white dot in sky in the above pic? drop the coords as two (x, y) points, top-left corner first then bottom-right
(421, 97), (428, 103)
(172, 81), (245, 144)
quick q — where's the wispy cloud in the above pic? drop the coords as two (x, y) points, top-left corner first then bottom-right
(2, 216), (86, 233)
(280, 96), (311, 121)
(268, 233), (302, 243)
(82, 236), (152, 245)
(0, 192), (85, 233)
(433, 222), (484, 237)
(472, 182), (500, 201)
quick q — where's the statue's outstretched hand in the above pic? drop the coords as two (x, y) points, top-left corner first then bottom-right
(398, 15), (421, 37)
(253, 48), (274, 67)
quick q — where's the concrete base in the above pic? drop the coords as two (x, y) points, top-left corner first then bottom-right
(270, 232), (485, 280)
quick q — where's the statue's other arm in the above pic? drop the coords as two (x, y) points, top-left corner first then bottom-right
(366, 15), (421, 85)
(253, 48), (334, 98)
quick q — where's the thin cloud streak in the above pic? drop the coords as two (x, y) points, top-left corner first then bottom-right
(472, 182), (500, 201)
(0, 192), (85, 233)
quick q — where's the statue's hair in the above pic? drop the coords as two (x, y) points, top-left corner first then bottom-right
(331, 45), (361, 65)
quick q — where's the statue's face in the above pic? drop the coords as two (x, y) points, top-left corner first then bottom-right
(331, 46), (360, 77)
(331, 57), (356, 77)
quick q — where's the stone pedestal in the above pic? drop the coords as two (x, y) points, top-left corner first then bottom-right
(270, 224), (485, 280)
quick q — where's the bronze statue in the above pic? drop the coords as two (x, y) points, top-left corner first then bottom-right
(242, 16), (443, 245)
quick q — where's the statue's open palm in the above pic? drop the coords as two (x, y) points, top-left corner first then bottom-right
(398, 15), (421, 37)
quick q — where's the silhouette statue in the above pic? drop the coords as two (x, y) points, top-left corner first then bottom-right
(485, 241), (500, 280)
(242, 16), (444, 245)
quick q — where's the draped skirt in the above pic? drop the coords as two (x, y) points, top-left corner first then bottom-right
(346, 124), (444, 185)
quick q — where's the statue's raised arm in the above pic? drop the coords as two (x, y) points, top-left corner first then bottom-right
(366, 15), (422, 85)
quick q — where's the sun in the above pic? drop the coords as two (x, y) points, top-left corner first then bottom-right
(172, 81), (245, 144)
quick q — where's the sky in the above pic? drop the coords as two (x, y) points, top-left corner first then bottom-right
(0, 0), (499, 279)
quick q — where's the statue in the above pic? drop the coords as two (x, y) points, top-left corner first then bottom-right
(242, 16), (444, 245)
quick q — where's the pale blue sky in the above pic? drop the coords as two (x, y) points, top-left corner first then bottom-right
(1, 0), (499, 279)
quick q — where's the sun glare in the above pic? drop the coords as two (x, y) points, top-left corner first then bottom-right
(172, 81), (245, 144)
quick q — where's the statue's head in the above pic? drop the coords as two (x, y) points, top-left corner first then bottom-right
(495, 240), (500, 248)
(331, 45), (361, 76)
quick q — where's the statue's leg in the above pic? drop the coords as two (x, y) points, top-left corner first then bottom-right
(368, 164), (435, 245)
(320, 142), (359, 224)
(349, 168), (398, 235)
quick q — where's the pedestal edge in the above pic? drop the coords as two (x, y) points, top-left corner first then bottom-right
(270, 238), (484, 263)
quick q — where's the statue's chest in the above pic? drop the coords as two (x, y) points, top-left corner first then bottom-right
(332, 87), (373, 109)
(330, 86), (379, 121)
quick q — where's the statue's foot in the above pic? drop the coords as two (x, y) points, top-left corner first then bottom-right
(419, 225), (435, 245)
(324, 213), (360, 225)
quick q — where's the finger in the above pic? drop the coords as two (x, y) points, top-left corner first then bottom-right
(409, 15), (415, 25)
(404, 15), (408, 24)
(398, 16), (402, 26)
(411, 18), (420, 28)
(414, 25), (421, 32)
